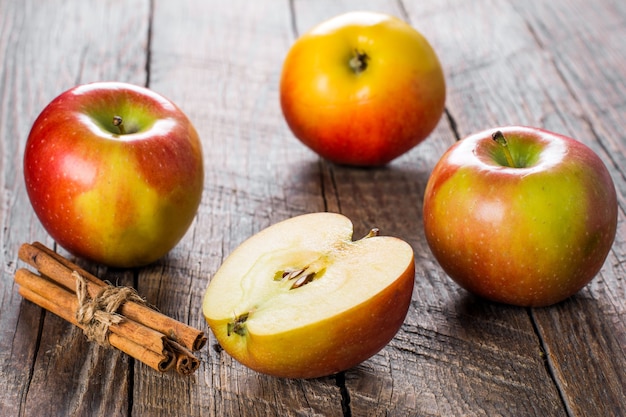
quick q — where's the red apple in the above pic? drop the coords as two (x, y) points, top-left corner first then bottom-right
(24, 82), (204, 268)
(203, 212), (415, 378)
(423, 126), (618, 307)
(280, 11), (446, 166)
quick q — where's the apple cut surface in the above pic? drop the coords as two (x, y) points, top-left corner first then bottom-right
(203, 212), (415, 379)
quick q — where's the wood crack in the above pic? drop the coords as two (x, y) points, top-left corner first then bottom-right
(145, 0), (155, 88)
(444, 108), (461, 141)
(20, 306), (45, 417)
(287, 0), (299, 38)
(528, 308), (573, 417)
(334, 372), (352, 417)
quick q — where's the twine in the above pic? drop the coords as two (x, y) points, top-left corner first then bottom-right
(73, 271), (146, 346)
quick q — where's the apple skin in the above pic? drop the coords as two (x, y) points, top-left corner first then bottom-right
(423, 126), (618, 307)
(203, 213), (415, 379)
(280, 11), (446, 167)
(24, 82), (204, 268)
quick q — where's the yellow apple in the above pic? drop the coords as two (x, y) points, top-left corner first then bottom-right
(202, 212), (415, 379)
(280, 11), (446, 166)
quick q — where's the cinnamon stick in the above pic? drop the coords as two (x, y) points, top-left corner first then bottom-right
(15, 269), (175, 372)
(15, 242), (205, 375)
(167, 339), (201, 375)
(19, 242), (207, 351)
(15, 268), (172, 354)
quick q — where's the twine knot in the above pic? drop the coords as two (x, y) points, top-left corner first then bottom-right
(73, 271), (145, 346)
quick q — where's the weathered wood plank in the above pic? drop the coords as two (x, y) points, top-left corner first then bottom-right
(405, 0), (626, 416)
(285, 1), (566, 416)
(137, 1), (343, 416)
(0, 0), (623, 416)
(0, 1), (150, 416)
(509, 1), (626, 415)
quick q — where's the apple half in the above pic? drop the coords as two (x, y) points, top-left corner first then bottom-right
(202, 212), (415, 379)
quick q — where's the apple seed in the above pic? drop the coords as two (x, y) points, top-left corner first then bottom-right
(290, 272), (316, 290)
(282, 267), (307, 281)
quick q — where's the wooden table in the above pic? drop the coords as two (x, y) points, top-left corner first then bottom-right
(1, 1), (624, 416)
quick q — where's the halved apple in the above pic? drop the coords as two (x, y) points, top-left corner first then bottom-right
(202, 212), (415, 379)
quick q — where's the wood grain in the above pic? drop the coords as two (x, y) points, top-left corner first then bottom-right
(510, 2), (626, 414)
(134, 1), (341, 416)
(0, 0), (624, 416)
(0, 1), (149, 416)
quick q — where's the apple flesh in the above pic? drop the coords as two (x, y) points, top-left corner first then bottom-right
(280, 11), (446, 166)
(203, 212), (415, 379)
(423, 126), (618, 307)
(24, 82), (204, 268)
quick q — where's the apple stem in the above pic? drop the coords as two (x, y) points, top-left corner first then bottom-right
(112, 116), (126, 135)
(349, 50), (369, 74)
(364, 228), (380, 239)
(492, 131), (516, 168)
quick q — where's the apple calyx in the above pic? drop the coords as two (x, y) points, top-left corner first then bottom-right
(112, 115), (127, 135)
(349, 49), (369, 74)
(492, 130), (517, 168)
(227, 312), (249, 336)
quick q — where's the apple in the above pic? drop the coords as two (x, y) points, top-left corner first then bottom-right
(423, 126), (618, 307)
(23, 82), (204, 268)
(280, 11), (446, 167)
(202, 212), (415, 379)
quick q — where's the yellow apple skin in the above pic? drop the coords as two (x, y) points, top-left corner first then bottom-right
(203, 213), (415, 379)
(280, 11), (446, 166)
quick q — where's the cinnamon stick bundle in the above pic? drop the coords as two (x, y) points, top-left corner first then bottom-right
(15, 242), (207, 375)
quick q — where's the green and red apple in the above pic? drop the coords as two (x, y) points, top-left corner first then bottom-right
(203, 212), (415, 379)
(24, 81), (204, 268)
(280, 11), (446, 166)
(423, 126), (618, 307)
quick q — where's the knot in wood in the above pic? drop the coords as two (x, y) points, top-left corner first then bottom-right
(73, 271), (146, 346)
